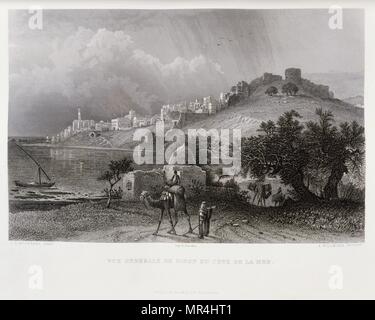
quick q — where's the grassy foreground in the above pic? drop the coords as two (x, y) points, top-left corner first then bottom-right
(9, 201), (152, 241)
(9, 199), (364, 242)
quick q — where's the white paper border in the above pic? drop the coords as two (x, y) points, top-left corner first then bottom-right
(0, 1), (374, 300)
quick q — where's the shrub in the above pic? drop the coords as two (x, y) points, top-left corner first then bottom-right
(223, 178), (239, 189)
(338, 182), (365, 203)
(265, 86), (278, 96)
(189, 179), (205, 198)
(98, 157), (133, 208)
(282, 82), (299, 96)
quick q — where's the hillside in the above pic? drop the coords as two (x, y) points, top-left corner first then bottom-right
(59, 128), (140, 149)
(58, 121), (176, 149)
(59, 91), (364, 150)
(57, 72), (364, 149)
(343, 95), (364, 107)
(184, 83), (364, 137)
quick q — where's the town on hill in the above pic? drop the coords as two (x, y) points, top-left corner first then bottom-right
(49, 67), (363, 148)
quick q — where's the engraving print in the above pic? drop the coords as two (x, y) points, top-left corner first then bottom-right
(8, 9), (365, 243)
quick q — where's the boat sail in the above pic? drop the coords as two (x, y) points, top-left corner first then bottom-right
(11, 140), (55, 188)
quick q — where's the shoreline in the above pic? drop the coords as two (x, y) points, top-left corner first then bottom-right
(9, 197), (108, 212)
(22, 143), (136, 152)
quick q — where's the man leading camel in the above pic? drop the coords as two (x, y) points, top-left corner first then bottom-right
(140, 169), (193, 236)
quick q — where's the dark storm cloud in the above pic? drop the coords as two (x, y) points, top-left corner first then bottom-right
(8, 9), (364, 136)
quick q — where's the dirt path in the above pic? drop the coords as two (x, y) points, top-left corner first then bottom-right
(62, 210), (364, 243)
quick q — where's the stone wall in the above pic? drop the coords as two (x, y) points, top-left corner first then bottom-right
(248, 73), (283, 95)
(164, 111), (210, 128)
(262, 72), (282, 85)
(246, 68), (333, 100)
(122, 169), (164, 201)
(164, 165), (206, 198)
(301, 79), (333, 99)
(122, 165), (207, 200)
(181, 112), (210, 126)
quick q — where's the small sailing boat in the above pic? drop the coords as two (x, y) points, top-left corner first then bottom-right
(12, 140), (55, 188)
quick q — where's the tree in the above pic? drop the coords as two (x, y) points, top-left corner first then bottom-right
(282, 82), (299, 96)
(305, 108), (364, 199)
(242, 108), (364, 202)
(98, 157), (133, 208)
(265, 86), (278, 96)
(242, 110), (318, 202)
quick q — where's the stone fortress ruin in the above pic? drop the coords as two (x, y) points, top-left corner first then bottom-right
(285, 68), (333, 99)
(248, 67), (334, 99)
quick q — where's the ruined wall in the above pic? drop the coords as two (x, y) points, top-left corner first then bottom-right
(165, 111), (210, 128)
(247, 68), (333, 100)
(301, 79), (333, 99)
(164, 165), (206, 198)
(262, 72), (282, 85)
(248, 73), (283, 96)
(122, 165), (207, 200)
(183, 112), (210, 125)
(122, 169), (164, 201)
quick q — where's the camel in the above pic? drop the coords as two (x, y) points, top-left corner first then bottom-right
(248, 182), (272, 206)
(272, 187), (285, 207)
(140, 188), (193, 236)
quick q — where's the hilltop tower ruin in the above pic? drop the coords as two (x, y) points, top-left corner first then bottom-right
(285, 68), (302, 84)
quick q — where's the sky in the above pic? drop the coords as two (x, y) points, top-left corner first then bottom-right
(8, 9), (364, 136)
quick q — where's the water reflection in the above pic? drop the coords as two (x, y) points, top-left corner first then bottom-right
(9, 146), (134, 195)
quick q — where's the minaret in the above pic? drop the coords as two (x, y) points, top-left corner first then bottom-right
(78, 108), (81, 121)
(129, 109), (135, 121)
